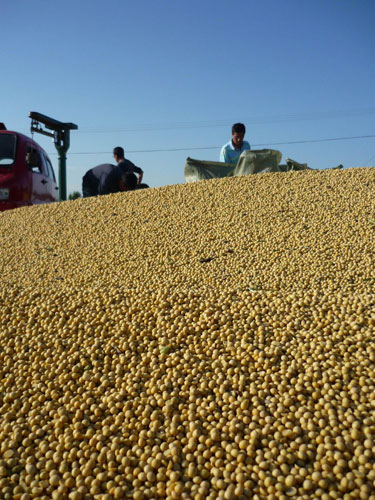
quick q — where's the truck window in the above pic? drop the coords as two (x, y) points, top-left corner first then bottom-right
(0, 134), (17, 166)
(26, 146), (43, 174)
(43, 154), (57, 182)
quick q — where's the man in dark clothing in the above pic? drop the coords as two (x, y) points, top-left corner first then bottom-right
(82, 165), (137, 197)
(113, 146), (143, 185)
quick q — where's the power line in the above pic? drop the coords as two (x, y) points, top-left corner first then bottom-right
(76, 107), (375, 133)
(48, 134), (375, 155)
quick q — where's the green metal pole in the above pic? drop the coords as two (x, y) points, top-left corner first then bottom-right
(55, 129), (70, 202)
(57, 148), (67, 202)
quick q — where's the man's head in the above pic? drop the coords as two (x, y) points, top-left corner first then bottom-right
(113, 146), (125, 163)
(231, 123), (246, 150)
(119, 172), (137, 192)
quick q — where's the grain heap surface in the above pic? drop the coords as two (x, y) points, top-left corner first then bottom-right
(0, 167), (375, 500)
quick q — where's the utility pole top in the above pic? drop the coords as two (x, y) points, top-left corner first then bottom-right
(29, 111), (78, 131)
(29, 111), (78, 202)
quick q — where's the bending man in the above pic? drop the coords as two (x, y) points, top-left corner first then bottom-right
(82, 164), (137, 197)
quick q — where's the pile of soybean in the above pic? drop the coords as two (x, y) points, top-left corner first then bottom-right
(1, 167), (375, 500)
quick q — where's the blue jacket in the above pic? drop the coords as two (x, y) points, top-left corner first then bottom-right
(220, 140), (251, 164)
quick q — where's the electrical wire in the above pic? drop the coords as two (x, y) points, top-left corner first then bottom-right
(76, 107), (375, 133)
(48, 134), (375, 155)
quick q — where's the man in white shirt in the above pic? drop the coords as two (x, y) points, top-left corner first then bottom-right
(220, 123), (251, 164)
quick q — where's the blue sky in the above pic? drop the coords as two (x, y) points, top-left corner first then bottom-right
(3, 0), (375, 194)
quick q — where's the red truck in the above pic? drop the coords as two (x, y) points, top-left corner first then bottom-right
(0, 123), (58, 211)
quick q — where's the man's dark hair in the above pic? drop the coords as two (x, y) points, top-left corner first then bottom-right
(232, 123), (246, 135)
(121, 172), (137, 191)
(113, 146), (125, 158)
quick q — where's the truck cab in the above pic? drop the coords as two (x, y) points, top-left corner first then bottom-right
(0, 123), (58, 211)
